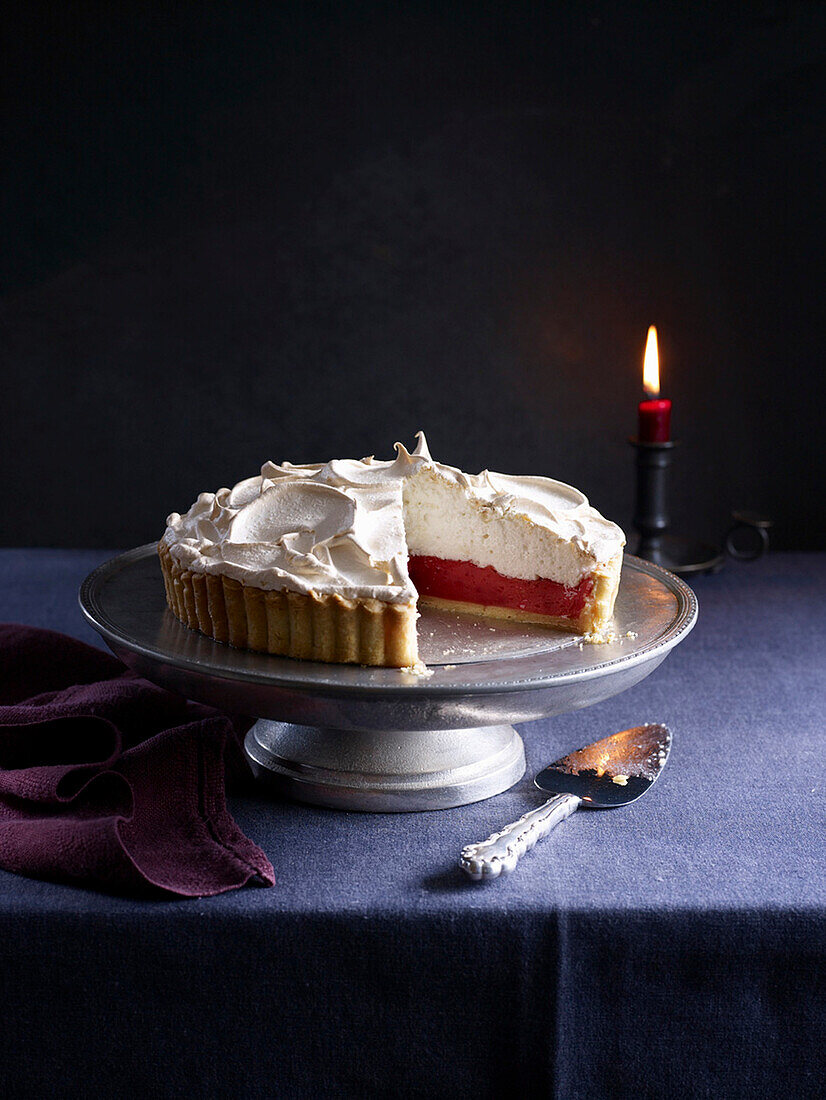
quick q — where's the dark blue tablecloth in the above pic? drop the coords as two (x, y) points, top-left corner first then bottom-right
(1, 550), (824, 1099)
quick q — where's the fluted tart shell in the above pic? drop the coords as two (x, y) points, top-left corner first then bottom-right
(158, 542), (419, 668)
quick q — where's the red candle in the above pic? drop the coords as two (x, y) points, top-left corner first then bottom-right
(637, 325), (671, 442)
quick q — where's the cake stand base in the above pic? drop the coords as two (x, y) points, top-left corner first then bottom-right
(80, 546), (698, 814)
(244, 720), (526, 811)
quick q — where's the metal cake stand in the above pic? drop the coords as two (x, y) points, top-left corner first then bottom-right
(79, 545), (698, 812)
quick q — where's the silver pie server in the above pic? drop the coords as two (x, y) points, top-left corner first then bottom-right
(460, 723), (672, 881)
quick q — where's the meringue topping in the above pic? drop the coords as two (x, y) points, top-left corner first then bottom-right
(162, 432), (626, 602)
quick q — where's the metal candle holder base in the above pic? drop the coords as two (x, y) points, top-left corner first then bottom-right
(629, 438), (725, 576)
(629, 440), (771, 576)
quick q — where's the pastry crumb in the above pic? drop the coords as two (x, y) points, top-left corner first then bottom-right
(582, 628), (638, 646)
(581, 629), (614, 645)
(400, 661), (434, 678)
(612, 774), (629, 786)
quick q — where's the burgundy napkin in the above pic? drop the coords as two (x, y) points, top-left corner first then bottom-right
(0, 623), (274, 897)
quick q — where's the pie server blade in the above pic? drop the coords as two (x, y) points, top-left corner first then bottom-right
(534, 721), (672, 807)
(460, 723), (672, 880)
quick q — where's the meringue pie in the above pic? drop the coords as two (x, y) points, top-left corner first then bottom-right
(159, 433), (625, 667)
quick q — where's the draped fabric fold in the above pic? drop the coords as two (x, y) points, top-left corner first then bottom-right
(0, 624), (274, 897)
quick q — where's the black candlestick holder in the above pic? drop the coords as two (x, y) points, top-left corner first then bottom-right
(629, 438), (725, 576)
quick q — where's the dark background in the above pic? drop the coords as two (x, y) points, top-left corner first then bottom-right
(2, 1), (824, 550)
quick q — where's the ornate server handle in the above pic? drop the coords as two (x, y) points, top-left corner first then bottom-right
(460, 793), (581, 881)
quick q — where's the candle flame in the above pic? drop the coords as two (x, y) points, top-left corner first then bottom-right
(643, 325), (660, 396)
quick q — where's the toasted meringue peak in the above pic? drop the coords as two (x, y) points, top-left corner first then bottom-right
(162, 433), (625, 601)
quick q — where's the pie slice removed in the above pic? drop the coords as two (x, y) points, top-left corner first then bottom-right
(159, 433), (625, 667)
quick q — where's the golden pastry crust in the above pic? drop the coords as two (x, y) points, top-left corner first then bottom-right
(582, 555), (624, 635)
(158, 542), (419, 667)
(158, 543), (622, 665)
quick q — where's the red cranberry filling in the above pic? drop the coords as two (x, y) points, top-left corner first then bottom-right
(408, 555), (593, 618)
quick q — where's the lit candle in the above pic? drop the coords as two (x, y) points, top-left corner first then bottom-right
(637, 325), (671, 443)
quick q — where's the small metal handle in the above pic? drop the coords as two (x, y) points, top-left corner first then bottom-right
(724, 511), (772, 562)
(460, 793), (581, 880)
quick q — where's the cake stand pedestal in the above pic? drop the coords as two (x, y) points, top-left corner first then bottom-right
(244, 721), (525, 810)
(80, 546), (697, 812)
